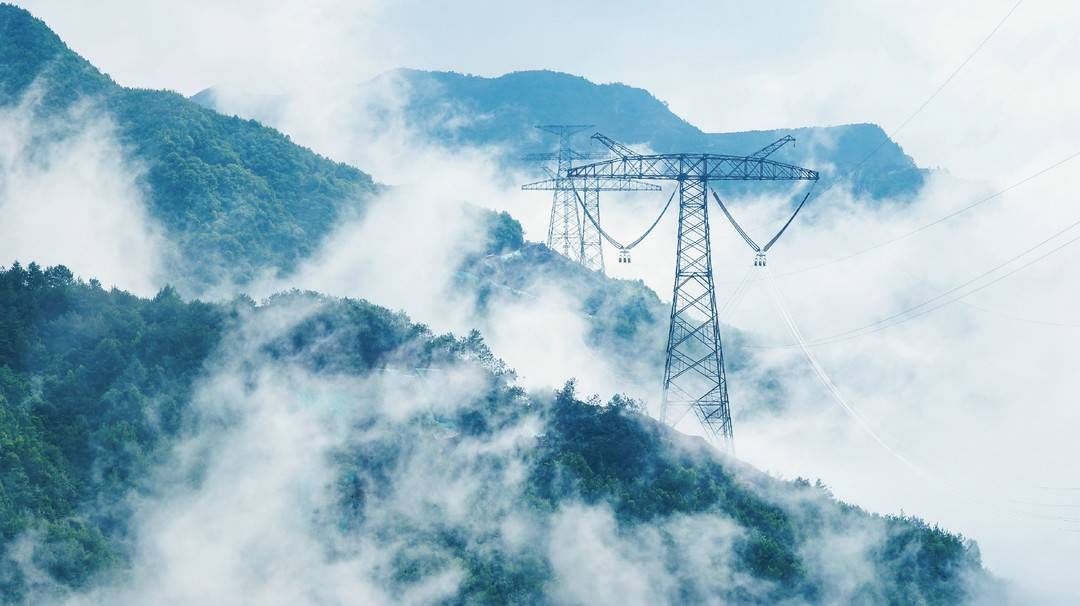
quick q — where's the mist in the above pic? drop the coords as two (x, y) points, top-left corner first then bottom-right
(184, 38), (1080, 601)
(0, 91), (169, 295)
(8, 290), (994, 605)
(5, 0), (1079, 601)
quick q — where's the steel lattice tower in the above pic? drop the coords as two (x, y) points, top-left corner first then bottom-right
(523, 127), (659, 272)
(580, 188), (604, 270)
(568, 150), (818, 446)
(664, 176), (732, 437)
(535, 125), (591, 263)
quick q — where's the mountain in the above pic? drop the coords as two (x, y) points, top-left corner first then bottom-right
(0, 8), (1007, 603)
(0, 3), (702, 416)
(393, 69), (926, 199)
(0, 4), (378, 291)
(194, 69), (926, 200)
(388, 69), (927, 199)
(0, 263), (999, 604)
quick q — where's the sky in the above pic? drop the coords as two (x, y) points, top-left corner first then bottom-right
(8, 0), (1080, 603)
(14, 0), (1080, 182)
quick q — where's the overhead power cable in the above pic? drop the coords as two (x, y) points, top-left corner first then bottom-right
(766, 0), (1026, 274)
(710, 183), (819, 256)
(802, 218), (1080, 346)
(569, 180), (676, 252)
(892, 265), (1080, 328)
(746, 213), (1080, 350)
(711, 192), (760, 251)
(889, 0), (1025, 141)
(780, 147), (1080, 277)
(763, 184), (817, 252)
(764, 266), (924, 474)
(764, 266), (1080, 522)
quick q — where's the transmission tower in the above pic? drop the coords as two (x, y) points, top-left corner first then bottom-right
(568, 143), (818, 446)
(523, 127), (658, 272)
(522, 125), (594, 264)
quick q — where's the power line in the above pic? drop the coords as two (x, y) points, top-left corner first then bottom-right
(571, 181), (676, 254)
(890, 266), (1080, 328)
(804, 220), (1080, 346)
(762, 266), (1080, 525)
(888, 0), (1025, 140)
(779, 147), (1080, 277)
(767, 0), (1029, 274)
(745, 211), (1080, 349)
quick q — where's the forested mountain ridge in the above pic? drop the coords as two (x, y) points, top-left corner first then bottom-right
(0, 263), (998, 604)
(196, 68), (927, 200)
(0, 8), (1005, 603)
(0, 3), (378, 290)
(388, 68), (927, 199)
(0, 3), (697, 421)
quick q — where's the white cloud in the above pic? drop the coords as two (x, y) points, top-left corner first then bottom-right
(0, 92), (169, 295)
(8, 1), (1080, 600)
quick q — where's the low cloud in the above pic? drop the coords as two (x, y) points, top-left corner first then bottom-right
(0, 91), (170, 295)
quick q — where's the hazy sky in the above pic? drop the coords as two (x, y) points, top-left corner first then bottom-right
(9, 1), (1080, 602)
(15, 0), (1079, 181)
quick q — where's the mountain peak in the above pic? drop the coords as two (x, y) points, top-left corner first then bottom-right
(0, 3), (112, 107)
(381, 68), (924, 198)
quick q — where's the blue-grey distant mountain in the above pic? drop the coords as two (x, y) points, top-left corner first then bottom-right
(194, 69), (926, 199)
(378, 69), (927, 200)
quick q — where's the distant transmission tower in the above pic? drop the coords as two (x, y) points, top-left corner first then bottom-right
(523, 127), (659, 272)
(568, 142), (818, 446)
(523, 125), (595, 264)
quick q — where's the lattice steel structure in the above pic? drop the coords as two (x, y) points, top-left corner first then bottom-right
(522, 172), (660, 271)
(568, 146), (818, 445)
(523, 127), (659, 272)
(523, 125), (594, 264)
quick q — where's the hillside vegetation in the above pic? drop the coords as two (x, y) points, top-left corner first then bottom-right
(0, 4), (377, 290)
(0, 264), (994, 604)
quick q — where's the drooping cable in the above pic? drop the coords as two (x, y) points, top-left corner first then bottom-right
(763, 181), (818, 252)
(710, 184), (819, 256)
(763, 264), (1080, 522)
(569, 179), (676, 252)
(710, 190), (760, 252)
(801, 218), (1080, 347)
(763, 265), (924, 474)
(780, 147), (1080, 277)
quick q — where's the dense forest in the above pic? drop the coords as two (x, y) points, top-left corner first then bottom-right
(0, 4), (1009, 604)
(0, 3), (377, 290)
(0, 264), (995, 604)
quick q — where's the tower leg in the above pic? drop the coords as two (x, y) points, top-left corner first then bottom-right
(546, 187), (583, 262)
(546, 130), (584, 263)
(580, 188), (605, 273)
(660, 177), (734, 446)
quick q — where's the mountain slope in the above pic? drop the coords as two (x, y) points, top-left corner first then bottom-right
(367, 69), (926, 199)
(0, 4), (378, 291)
(0, 263), (998, 604)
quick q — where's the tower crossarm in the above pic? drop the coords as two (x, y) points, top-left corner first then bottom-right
(592, 132), (639, 158)
(523, 150), (604, 163)
(749, 135), (795, 159)
(521, 177), (661, 192)
(567, 154), (819, 182)
(537, 124), (593, 137)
